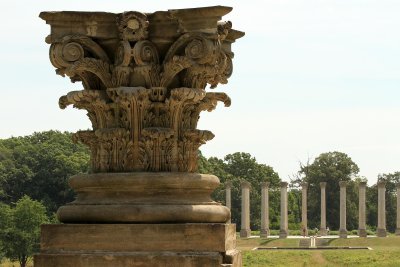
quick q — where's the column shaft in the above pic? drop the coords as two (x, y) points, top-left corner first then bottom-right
(339, 181), (347, 238)
(320, 182), (327, 236)
(396, 184), (400, 235)
(301, 183), (308, 236)
(240, 181), (251, 238)
(225, 181), (232, 223)
(279, 182), (288, 238)
(260, 182), (270, 238)
(377, 181), (387, 237)
(358, 182), (367, 237)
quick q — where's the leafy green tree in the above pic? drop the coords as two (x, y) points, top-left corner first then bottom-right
(300, 151), (360, 230)
(200, 152), (280, 230)
(0, 202), (12, 262)
(0, 131), (89, 213)
(0, 196), (49, 267)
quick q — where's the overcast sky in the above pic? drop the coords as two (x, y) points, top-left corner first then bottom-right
(1, 1), (399, 184)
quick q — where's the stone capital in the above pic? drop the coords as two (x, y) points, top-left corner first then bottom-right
(377, 181), (386, 188)
(40, 7), (243, 174)
(225, 180), (233, 189)
(241, 180), (251, 189)
(339, 181), (347, 188)
(261, 181), (270, 189)
(301, 182), (308, 189)
(280, 181), (288, 188)
(358, 181), (367, 188)
(320, 182), (327, 189)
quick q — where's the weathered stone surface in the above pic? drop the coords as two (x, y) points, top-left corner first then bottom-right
(35, 252), (225, 267)
(240, 181), (251, 238)
(339, 181), (347, 238)
(377, 181), (387, 237)
(396, 183), (400, 236)
(279, 182), (288, 239)
(35, 223), (240, 267)
(260, 181), (270, 238)
(358, 182), (367, 237)
(40, 223), (236, 252)
(225, 181), (232, 223)
(57, 172), (230, 223)
(38, 5), (243, 266)
(40, 6), (244, 175)
(301, 182), (308, 236)
(319, 182), (327, 236)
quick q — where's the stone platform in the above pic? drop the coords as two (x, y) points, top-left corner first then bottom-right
(34, 223), (241, 267)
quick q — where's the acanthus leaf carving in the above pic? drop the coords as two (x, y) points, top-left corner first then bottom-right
(42, 8), (243, 173)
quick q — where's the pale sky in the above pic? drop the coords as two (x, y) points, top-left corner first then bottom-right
(1, 1), (399, 185)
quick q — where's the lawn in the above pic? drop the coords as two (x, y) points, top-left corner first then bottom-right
(2, 237), (400, 267)
(238, 236), (400, 267)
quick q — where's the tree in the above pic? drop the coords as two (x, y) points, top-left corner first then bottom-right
(200, 152), (281, 230)
(299, 151), (359, 230)
(0, 131), (90, 213)
(0, 196), (49, 267)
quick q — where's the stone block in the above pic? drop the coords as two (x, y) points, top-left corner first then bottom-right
(35, 223), (241, 267)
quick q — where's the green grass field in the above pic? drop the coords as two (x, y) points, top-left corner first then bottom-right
(238, 236), (400, 267)
(2, 237), (400, 267)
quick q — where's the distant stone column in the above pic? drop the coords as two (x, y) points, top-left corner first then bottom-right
(396, 184), (400, 235)
(225, 181), (232, 223)
(339, 181), (348, 238)
(240, 181), (251, 238)
(377, 181), (387, 237)
(279, 182), (288, 239)
(301, 182), (308, 236)
(358, 182), (367, 237)
(319, 182), (327, 236)
(260, 181), (270, 238)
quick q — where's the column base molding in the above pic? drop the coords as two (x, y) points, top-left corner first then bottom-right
(395, 228), (400, 236)
(319, 228), (327, 236)
(358, 228), (367, 237)
(339, 229), (348, 238)
(279, 229), (288, 239)
(377, 228), (387, 237)
(260, 228), (269, 238)
(240, 229), (251, 238)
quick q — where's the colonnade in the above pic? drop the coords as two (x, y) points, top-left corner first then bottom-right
(226, 180), (400, 238)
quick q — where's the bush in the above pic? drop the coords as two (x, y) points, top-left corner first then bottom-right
(0, 196), (49, 267)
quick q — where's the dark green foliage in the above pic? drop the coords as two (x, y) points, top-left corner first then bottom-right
(0, 196), (49, 267)
(199, 152), (281, 230)
(299, 151), (360, 230)
(0, 131), (90, 213)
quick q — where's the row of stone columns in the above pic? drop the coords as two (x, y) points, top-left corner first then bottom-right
(230, 180), (400, 238)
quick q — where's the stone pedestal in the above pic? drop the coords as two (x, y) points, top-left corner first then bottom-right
(37, 6), (244, 267)
(34, 223), (241, 267)
(240, 181), (251, 238)
(377, 181), (387, 237)
(279, 182), (288, 239)
(301, 182), (308, 236)
(260, 181), (270, 238)
(339, 181), (348, 238)
(358, 182), (367, 237)
(319, 182), (327, 236)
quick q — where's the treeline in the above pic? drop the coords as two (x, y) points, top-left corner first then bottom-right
(1, 131), (399, 234)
